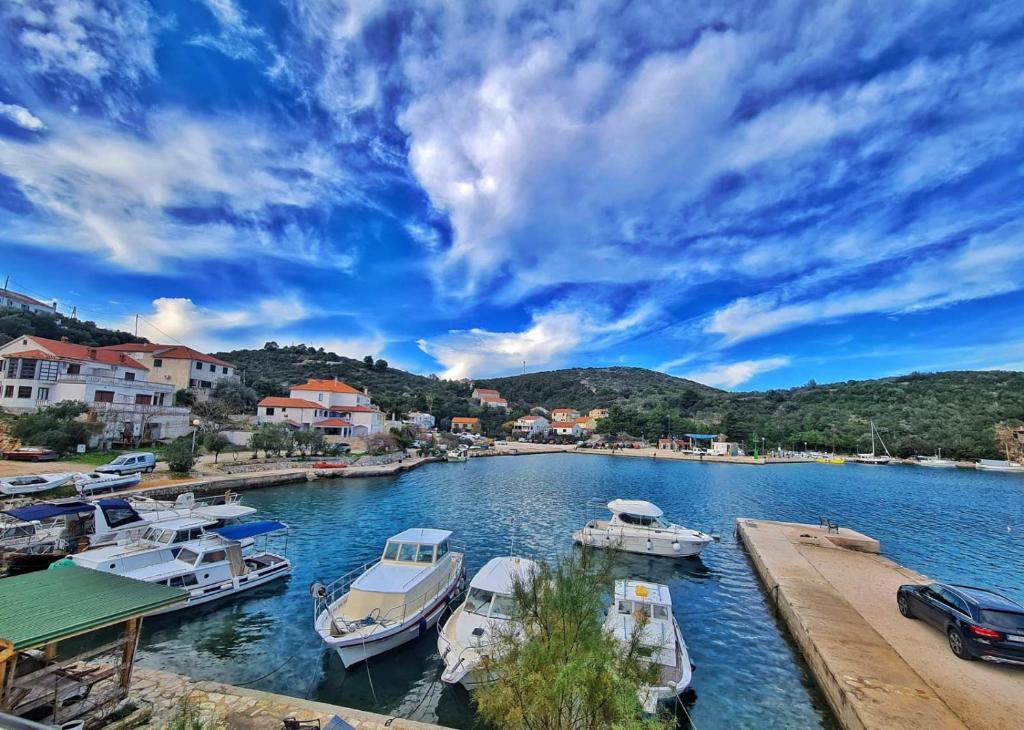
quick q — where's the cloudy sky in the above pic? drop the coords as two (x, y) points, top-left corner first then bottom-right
(2, 0), (1023, 389)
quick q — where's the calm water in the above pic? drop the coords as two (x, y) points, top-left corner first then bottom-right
(135, 454), (1024, 728)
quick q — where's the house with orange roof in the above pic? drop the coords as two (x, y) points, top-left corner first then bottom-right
(100, 343), (236, 399)
(551, 408), (580, 422)
(256, 378), (383, 436)
(450, 416), (481, 434)
(471, 387), (500, 401)
(551, 420), (583, 438)
(0, 287), (57, 315)
(480, 395), (508, 409)
(0, 334), (189, 446)
(513, 414), (550, 438)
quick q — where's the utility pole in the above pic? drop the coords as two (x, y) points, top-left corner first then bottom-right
(522, 360), (526, 375)
(2, 275), (8, 290)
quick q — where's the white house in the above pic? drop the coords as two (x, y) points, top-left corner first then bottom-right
(0, 335), (188, 446)
(405, 411), (436, 430)
(514, 414), (550, 437)
(0, 288), (57, 315)
(551, 421), (582, 438)
(551, 408), (580, 423)
(100, 343), (236, 400)
(256, 378), (383, 436)
(480, 395), (508, 409)
(471, 387), (500, 402)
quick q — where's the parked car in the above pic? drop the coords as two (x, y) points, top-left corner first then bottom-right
(95, 452), (157, 475)
(2, 446), (59, 462)
(897, 582), (1024, 664)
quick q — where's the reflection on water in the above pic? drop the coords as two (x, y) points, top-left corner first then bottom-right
(135, 454), (1023, 729)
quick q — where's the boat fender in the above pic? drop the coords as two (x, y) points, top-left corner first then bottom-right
(672, 541), (681, 552)
(309, 581), (327, 599)
(646, 538), (652, 551)
(418, 617), (428, 637)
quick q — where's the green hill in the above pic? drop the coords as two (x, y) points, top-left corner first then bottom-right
(0, 307), (143, 347)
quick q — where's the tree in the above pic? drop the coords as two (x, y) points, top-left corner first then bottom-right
(362, 355), (374, 368)
(203, 432), (230, 463)
(248, 423), (293, 458)
(475, 548), (671, 730)
(374, 358), (388, 371)
(366, 431), (399, 455)
(294, 429), (326, 456)
(263, 341), (279, 350)
(10, 401), (93, 454)
(210, 379), (258, 413)
(164, 437), (196, 474)
(174, 388), (195, 407)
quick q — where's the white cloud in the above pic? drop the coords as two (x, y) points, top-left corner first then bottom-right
(683, 357), (791, 389)
(0, 110), (351, 271)
(0, 102), (45, 130)
(418, 300), (659, 379)
(707, 222), (1024, 344)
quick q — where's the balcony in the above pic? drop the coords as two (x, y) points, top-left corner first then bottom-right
(60, 374), (176, 393)
(89, 401), (190, 416)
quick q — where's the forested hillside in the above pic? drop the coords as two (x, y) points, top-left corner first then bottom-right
(5, 311), (1019, 459)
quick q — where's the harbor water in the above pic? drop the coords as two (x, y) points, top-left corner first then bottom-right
(134, 454), (1024, 728)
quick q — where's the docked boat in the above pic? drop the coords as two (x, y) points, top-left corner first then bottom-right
(815, 455), (845, 465)
(572, 500), (713, 558)
(130, 491), (257, 526)
(445, 449), (469, 463)
(74, 471), (142, 495)
(313, 528), (465, 668)
(0, 472), (73, 496)
(62, 520), (291, 612)
(916, 450), (957, 468)
(604, 580), (693, 714)
(851, 421), (891, 465)
(438, 556), (537, 689)
(976, 459), (1024, 473)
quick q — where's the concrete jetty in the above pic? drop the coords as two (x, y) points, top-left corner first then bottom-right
(737, 518), (1022, 730)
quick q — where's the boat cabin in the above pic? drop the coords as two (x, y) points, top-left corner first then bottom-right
(463, 556), (536, 620)
(382, 528), (453, 566)
(613, 579), (673, 620)
(138, 517), (217, 548)
(608, 580), (677, 667)
(607, 499), (671, 528)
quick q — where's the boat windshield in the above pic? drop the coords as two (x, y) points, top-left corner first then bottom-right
(490, 593), (516, 619)
(384, 542), (399, 560)
(616, 600), (670, 620)
(177, 547), (200, 565)
(465, 588), (495, 615)
(618, 513), (670, 528)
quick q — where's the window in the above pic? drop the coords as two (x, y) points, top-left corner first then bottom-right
(979, 610), (1024, 631)
(265, 407), (275, 416)
(195, 361), (202, 369)
(222, 367), (228, 374)
(135, 394), (152, 405)
(38, 360), (58, 381)
(399, 543), (418, 562)
(17, 359), (36, 379)
(101, 505), (141, 529)
(168, 574), (199, 588)
(3, 385), (13, 397)
(66, 363), (80, 375)
(17, 386), (31, 398)
(209, 363), (216, 371)
(416, 544), (435, 563)
(177, 548), (200, 565)
(201, 550), (227, 564)
(153, 358), (163, 367)
(491, 594), (516, 618)
(437, 540), (449, 558)
(37, 387), (49, 400)
(651, 605), (670, 620)
(94, 390), (115, 403)
(200, 380), (212, 388)
(384, 542), (400, 560)
(124, 371), (135, 381)
(318, 393), (323, 401)
(465, 588), (494, 615)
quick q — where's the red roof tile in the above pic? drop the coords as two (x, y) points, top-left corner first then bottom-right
(258, 397), (322, 409)
(313, 418), (354, 428)
(291, 378), (363, 395)
(452, 417), (480, 424)
(5, 335), (149, 370)
(101, 343), (233, 368)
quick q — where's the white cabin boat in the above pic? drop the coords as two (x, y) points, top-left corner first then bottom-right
(63, 520), (291, 613)
(313, 528), (465, 668)
(438, 556), (537, 689)
(976, 459), (1024, 473)
(573, 500), (713, 558)
(604, 580), (693, 714)
(0, 473), (73, 496)
(130, 492), (257, 525)
(74, 471), (142, 495)
(916, 450), (957, 468)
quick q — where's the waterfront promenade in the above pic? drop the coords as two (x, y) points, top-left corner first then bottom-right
(737, 518), (1022, 730)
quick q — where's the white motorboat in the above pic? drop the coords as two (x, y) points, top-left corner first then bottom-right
(0, 473), (73, 496)
(976, 459), (1024, 473)
(438, 556), (537, 689)
(851, 421), (891, 465)
(604, 580), (693, 714)
(63, 520), (291, 613)
(916, 450), (957, 468)
(445, 449), (469, 463)
(74, 471), (142, 495)
(130, 491), (257, 525)
(573, 500), (713, 558)
(313, 528), (465, 668)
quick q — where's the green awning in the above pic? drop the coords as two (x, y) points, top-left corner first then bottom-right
(0, 566), (186, 650)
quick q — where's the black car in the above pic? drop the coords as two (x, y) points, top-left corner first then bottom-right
(897, 582), (1024, 665)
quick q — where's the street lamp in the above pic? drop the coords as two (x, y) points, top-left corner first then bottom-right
(191, 418), (202, 454)
(761, 436), (766, 459)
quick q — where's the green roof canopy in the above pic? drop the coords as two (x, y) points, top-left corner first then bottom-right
(0, 566), (186, 650)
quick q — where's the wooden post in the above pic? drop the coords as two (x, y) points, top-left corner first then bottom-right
(1, 652), (17, 714)
(118, 618), (141, 691)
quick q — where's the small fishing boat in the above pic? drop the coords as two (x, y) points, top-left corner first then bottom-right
(1, 447), (58, 462)
(445, 449), (469, 463)
(129, 491), (257, 525)
(74, 471), (142, 495)
(604, 580), (693, 714)
(438, 556), (537, 689)
(916, 450), (957, 468)
(313, 528), (465, 668)
(312, 461), (348, 469)
(62, 520), (291, 612)
(572, 500), (713, 558)
(976, 459), (1024, 474)
(815, 455), (845, 465)
(0, 472), (73, 496)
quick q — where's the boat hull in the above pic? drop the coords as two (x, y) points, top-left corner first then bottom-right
(572, 527), (710, 558)
(0, 473), (73, 495)
(150, 558), (292, 615)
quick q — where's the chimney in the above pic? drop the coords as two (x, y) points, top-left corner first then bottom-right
(60, 336), (69, 343)
(364, 386), (369, 395)
(87, 347), (97, 359)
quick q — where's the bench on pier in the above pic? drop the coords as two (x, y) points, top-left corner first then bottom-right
(818, 516), (840, 534)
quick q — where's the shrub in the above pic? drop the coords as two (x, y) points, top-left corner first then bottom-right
(164, 437), (196, 475)
(202, 432), (230, 463)
(10, 401), (92, 454)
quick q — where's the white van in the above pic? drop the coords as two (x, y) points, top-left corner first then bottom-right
(95, 452), (157, 475)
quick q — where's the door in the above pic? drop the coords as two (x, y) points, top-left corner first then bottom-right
(915, 586), (949, 627)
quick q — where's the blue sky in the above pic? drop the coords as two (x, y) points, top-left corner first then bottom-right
(1, 1), (1023, 390)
